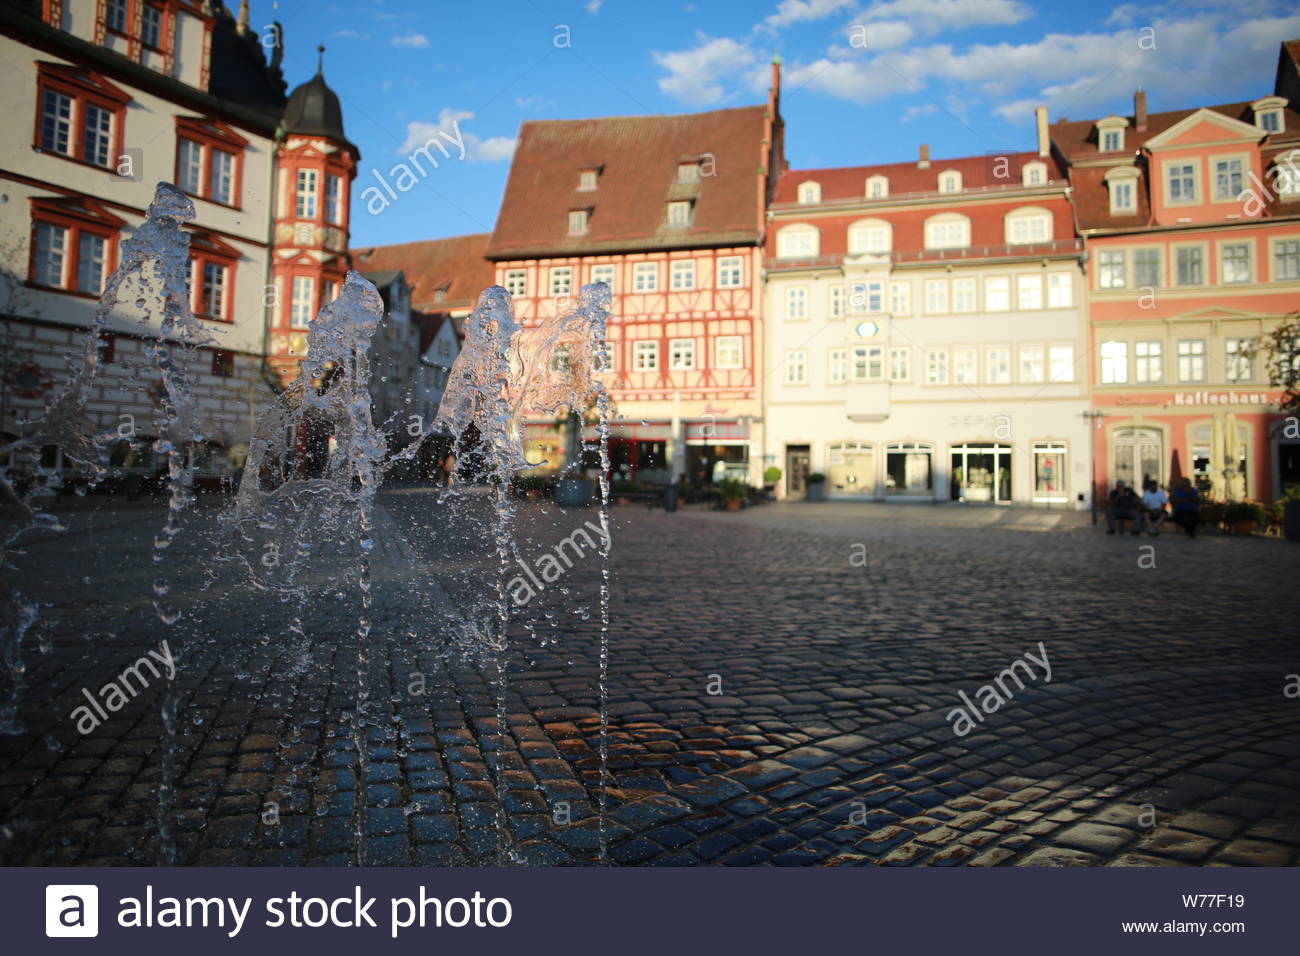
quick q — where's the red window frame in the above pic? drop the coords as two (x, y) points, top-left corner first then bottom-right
(174, 116), (248, 208)
(34, 62), (130, 170)
(28, 197), (122, 298)
(188, 231), (240, 324)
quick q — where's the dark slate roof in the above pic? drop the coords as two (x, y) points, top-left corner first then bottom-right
(283, 71), (347, 139)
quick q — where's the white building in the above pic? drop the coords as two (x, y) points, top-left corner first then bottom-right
(764, 133), (1092, 507)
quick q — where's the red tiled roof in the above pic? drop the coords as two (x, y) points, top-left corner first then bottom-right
(351, 233), (494, 312)
(1053, 99), (1300, 230)
(485, 106), (771, 259)
(773, 151), (1063, 203)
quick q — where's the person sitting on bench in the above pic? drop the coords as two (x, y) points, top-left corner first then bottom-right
(1106, 480), (1140, 535)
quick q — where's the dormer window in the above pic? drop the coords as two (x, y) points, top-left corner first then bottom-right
(866, 175), (888, 198)
(578, 168), (598, 190)
(797, 181), (821, 204)
(937, 170), (961, 193)
(677, 161), (699, 183)
(1274, 150), (1300, 199)
(1022, 161), (1047, 186)
(1096, 115), (1129, 153)
(1105, 166), (1141, 214)
(1253, 97), (1286, 133)
(666, 200), (693, 227)
(568, 208), (589, 235)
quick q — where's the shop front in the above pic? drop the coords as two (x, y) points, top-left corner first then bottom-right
(1096, 391), (1286, 501)
(684, 419), (750, 488)
(950, 442), (1013, 504)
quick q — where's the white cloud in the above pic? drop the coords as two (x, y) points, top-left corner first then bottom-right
(587, 0), (604, 12)
(901, 102), (938, 121)
(331, 29), (368, 39)
(391, 33), (429, 48)
(398, 108), (517, 163)
(849, 19), (913, 49)
(762, 0), (856, 31)
(861, 0), (1033, 33)
(653, 35), (757, 106)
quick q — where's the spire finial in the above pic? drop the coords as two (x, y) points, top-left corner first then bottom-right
(317, 44), (325, 74)
(236, 0), (250, 34)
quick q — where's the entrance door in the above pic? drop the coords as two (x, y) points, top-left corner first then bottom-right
(786, 444), (810, 500)
(1113, 427), (1162, 489)
(950, 443), (1012, 503)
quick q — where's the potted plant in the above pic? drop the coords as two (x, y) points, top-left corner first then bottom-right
(1224, 500), (1265, 535)
(515, 474), (547, 500)
(1199, 499), (1225, 529)
(611, 478), (638, 505)
(719, 477), (747, 510)
(1279, 485), (1300, 541)
(807, 472), (828, 502)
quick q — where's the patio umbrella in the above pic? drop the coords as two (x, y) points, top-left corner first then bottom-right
(1169, 447), (1183, 488)
(1224, 412), (1244, 499)
(1210, 416), (1226, 500)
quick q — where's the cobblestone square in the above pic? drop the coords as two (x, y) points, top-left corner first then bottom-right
(1, 495), (1297, 867)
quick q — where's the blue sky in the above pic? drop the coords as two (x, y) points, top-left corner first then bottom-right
(264, 0), (1300, 247)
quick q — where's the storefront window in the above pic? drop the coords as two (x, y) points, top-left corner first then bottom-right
(1033, 441), (1068, 502)
(951, 443), (1012, 503)
(885, 442), (933, 496)
(829, 442), (874, 497)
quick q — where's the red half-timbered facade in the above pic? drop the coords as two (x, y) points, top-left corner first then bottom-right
(485, 62), (785, 486)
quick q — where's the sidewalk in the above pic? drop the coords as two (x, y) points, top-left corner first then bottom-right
(700, 499), (1096, 532)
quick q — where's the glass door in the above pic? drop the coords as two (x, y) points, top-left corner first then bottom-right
(951, 443), (1012, 503)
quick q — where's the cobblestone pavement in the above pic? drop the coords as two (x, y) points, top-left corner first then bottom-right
(1, 492), (1297, 866)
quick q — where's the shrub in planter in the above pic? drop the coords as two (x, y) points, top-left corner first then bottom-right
(763, 466), (783, 485)
(1280, 485), (1300, 541)
(1224, 500), (1265, 534)
(719, 477), (747, 510)
(1199, 500), (1226, 528)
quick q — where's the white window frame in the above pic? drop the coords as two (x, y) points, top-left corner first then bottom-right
(295, 169), (318, 218)
(866, 175), (889, 198)
(924, 279), (948, 315)
(590, 264), (615, 289)
(633, 340), (659, 371)
(925, 349), (949, 385)
(797, 181), (821, 204)
(718, 256), (743, 288)
(1177, 338), (1206, 383)
(889, 346), (911, 382)
(291, 275), (314, 329)
(504, 269), (527, 296)
(890, 281), (911, 315)
(1100, 340), (1128, 384)
(1017, 274), (1043, 310)
(568, 209), (589, 235)
(633, 262), (658, 292)
(848, 220), (892, 255)
(666, 201), (692, 227)
(669, 338), (696, 370)
(1049, 345), (1074, 383)
(1019, 345), (1044, 383)
(785, 286), (809, 320)
(951, 277), (976, 313)
(1135, 340), (1163, 383)
(829, 348), (847, 385)
(984, 275), (1010, 311)
(1047, 272), (1072, 308)
(985, 346), (1011, 385)
(550, 266), (573, 297)
(924, 215), (969, 250)
(1005, 208), (1052, 245)
(938, 170), (962, 193)
(1225, 337), (1253, 382)
(716, 336), (743, 370)
(784, 348), (808, 384)
(670, 260), (696, 290)
(777, 225), (819, 258)
(954, 347), (978, 385)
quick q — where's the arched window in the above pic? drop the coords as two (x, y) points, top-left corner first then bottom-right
(776, 223), (820, 258)
(923, 213), (970, 250)
(865, 175), (889, 199)
(797, 181), (821, 204)
(937, 170), (962, 193)
(1022, 161), (1047, 186)
(847, 218), (892, 255)
(1004, 206), (1052, 245)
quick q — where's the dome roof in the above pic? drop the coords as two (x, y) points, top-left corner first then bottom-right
(282, 49), (349, 143)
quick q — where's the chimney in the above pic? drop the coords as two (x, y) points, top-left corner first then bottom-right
(771, 52), (782, 102)
(1035, 106), (1049, 158)
(1135, 89), (1147, 133)
(918, 144), (930, 169)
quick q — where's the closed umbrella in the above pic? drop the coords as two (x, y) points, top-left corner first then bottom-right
(1210, 416), (1226, 501)
(1224, 412), (1244, 499)
(1169, 448), (1183, 488)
